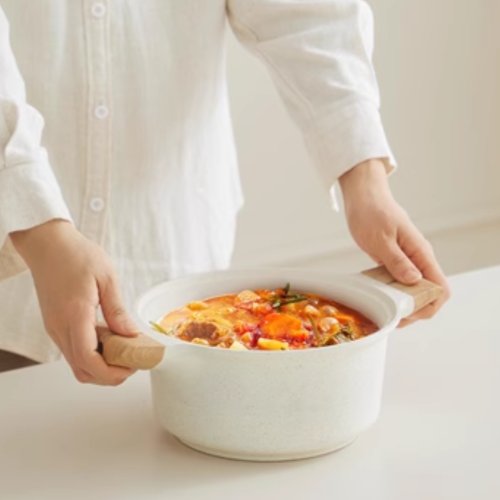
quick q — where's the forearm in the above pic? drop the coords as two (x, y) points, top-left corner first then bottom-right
(0, 7), (72, 281)
(228, 0), (396, 189)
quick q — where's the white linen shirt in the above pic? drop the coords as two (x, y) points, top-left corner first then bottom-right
(0, 0), (395, 363)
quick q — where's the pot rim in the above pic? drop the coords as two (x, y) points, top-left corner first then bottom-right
(134, 267), (404, 355)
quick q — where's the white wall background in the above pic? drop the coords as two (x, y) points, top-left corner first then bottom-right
(228, 0), (500, 275)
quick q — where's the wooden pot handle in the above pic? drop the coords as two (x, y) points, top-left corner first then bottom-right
(362, 266), (443, 314)
(97, 325), (165, 370)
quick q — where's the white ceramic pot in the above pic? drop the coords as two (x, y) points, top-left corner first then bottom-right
(100, 267), (441, 461)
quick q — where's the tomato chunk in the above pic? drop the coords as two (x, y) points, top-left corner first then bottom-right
(234, 320), (257, 334)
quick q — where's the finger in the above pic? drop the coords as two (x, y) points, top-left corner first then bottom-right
(72, 366), (135, 386)
(378, 240), (422, 285)
(411, 302), (441, 321)
(397, 302), (440, 328)
(72, 367), (93, 384)
(398, 318), (414, 328)
(70, 310), (135, 385)
(400, 231), (451, 313)
(398, 317), (418, 328)
(98, 275), (140, 337)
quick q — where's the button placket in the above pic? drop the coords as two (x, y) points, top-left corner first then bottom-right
(81, 0), (112, 244)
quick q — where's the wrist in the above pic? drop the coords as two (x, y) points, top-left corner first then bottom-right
(339, 159), (393, 207)
(10, 220), (75, 264)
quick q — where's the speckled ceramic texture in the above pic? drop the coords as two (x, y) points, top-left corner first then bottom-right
(135, 269), (412, 461)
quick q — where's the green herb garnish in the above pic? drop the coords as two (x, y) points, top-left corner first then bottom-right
(269, 283), (307, 311)
(280, 296), (309, 306)
(150, 321), (168, 335)
(308, 315), (322, 347)
(340, 323), (355, 340)
(334, 333), (350, 344)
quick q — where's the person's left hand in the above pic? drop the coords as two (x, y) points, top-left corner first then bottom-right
(339, 159), (451, 327)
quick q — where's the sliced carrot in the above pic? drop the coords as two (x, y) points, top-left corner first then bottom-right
(261, 313), (303, 339)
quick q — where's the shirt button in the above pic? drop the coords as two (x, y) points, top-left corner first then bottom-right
(90, 197), (105, 213)
(91, 3), (107, 18)
(94, 105), (109, 120)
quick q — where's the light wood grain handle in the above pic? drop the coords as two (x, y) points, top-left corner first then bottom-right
(97, 326), (165, 370)
(362, 266), (443, 314)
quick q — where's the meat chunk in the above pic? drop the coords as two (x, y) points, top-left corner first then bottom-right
(181, 321), (218, 340)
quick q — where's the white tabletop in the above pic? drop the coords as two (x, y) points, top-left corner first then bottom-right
(1, 267), (499, 500)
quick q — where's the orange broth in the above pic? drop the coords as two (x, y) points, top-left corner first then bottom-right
(156, 286), (378, 351)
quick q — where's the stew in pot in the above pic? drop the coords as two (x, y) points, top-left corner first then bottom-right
(152, 284), (378, 350)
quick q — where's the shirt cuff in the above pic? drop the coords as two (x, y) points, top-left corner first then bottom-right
(304, 101), (397, 211)
(0, 161), (72, 281)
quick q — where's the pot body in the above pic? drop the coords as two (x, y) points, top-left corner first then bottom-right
(136, 269), (406, 461)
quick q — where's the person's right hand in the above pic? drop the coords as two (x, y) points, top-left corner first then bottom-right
(10, 220), (139, 385)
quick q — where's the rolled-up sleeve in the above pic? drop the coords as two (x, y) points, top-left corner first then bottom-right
(0, 7), (71, 280)
(227, 0), (396, 193)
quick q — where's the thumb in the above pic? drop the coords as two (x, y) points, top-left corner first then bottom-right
(378, 241), (422, 285)
(99, 277), (140, 337)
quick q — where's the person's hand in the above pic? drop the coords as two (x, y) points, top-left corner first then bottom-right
(339, 159), (451, 327)
(10, 220), (139, 384)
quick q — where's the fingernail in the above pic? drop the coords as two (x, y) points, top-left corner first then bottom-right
(403, 269), (422, 283)
(122, 318), (139, 333)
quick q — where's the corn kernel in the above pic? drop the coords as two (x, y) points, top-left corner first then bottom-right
(229, 340), (248, 351)
(257, 338), (289, 350)
(191, 338), (210, 346)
